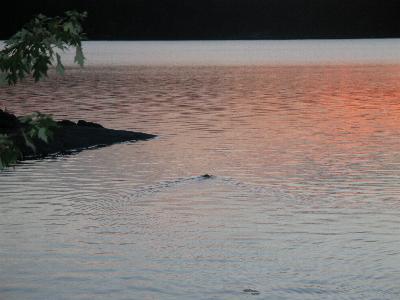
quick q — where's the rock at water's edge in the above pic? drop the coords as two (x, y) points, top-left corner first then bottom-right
(0, 110), (156, 160)
(0, 110), (19, 130)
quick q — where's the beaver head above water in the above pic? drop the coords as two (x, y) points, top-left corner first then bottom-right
(201, 174), (212, 179)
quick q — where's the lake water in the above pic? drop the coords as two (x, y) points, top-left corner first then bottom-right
(1, 40), (400, 299)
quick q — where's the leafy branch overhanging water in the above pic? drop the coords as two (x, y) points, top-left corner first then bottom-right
(0, 10), (86, 169)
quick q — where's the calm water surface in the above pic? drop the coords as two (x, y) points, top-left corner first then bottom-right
(1, 41), (400, 299)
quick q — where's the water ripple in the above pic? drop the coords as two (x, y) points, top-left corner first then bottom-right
(2, 59), (400, 299)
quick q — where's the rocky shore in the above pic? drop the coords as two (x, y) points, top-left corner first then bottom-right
(0, 110), (156, 160)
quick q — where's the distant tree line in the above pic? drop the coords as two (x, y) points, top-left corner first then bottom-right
(1, 0), (400, 40)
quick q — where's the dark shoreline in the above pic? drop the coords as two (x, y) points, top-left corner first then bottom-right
(1, 110), (156, 161)
(23, 124), (156, 159)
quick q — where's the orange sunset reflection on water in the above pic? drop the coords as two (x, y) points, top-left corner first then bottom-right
(2, 53), (400, 298)
(3, 64), (400, 200)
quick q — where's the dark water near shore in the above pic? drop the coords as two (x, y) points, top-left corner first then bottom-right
(1, 41), (400, 299)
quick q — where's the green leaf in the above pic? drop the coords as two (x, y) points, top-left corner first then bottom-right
(74, 45), (85, 67)
(55, 53), (65, 75)
(37, 127), (48, 143)
(63, 22), (75, 34)
(21, 131), (36, 152)
(18, 115), (32, 124)
(0, 72), (7, 86)
(0, 134), (22, 169)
